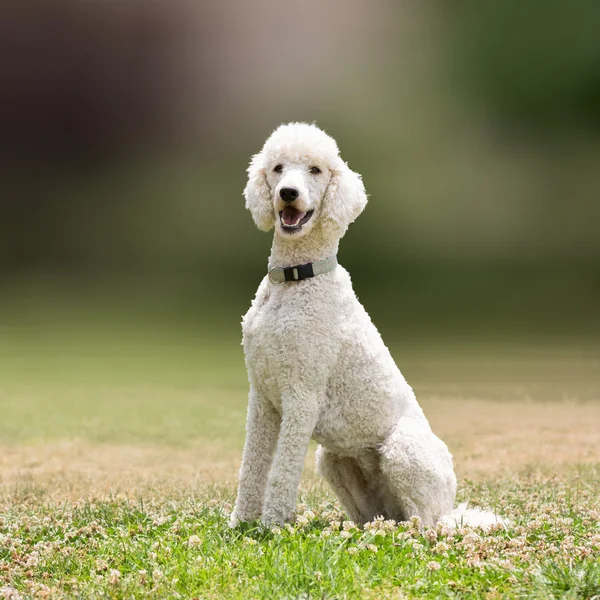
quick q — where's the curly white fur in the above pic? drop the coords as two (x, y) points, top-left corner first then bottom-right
(231, 122), (504, 530)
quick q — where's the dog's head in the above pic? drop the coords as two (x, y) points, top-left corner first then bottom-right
(244, 123), (367, 239)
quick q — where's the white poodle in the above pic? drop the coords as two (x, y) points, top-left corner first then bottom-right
(230, 123), (501, 529)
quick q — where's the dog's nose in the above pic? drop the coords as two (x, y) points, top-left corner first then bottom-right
(279, 187), (299, 203)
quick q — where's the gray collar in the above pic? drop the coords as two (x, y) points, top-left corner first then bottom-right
(268, 255), (338, 286)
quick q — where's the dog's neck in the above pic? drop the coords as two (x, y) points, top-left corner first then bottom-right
(268, 224), (339, 268)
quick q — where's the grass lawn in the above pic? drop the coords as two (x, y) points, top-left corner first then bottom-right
(0, 318), (599, 598)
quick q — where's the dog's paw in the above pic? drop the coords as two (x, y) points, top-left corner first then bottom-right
(260, 517), (284, 528)
(229, 509), (260, 528)
(228, 513), (240, 528)
(260, 508), (289, 528)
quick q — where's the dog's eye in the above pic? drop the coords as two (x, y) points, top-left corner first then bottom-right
(309, 166), (322, 175)
(273, 164), (283, 173)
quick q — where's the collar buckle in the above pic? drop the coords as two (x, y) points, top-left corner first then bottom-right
(268, 266), (286, 286)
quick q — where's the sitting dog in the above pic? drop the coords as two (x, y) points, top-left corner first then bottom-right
(230, 123), (499, 529)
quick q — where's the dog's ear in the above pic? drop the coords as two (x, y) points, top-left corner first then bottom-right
(323, 162), (368, 235)
(244, 152), (275, 231)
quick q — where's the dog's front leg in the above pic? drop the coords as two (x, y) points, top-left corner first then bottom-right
(261, 393), (319, 526)
(230, 387), (280, 527)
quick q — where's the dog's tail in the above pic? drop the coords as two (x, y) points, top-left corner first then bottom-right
(439, 502), (510, 530)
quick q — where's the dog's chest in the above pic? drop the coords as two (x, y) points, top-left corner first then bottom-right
(244, 290), (299, 358)
(242, 284), (328, 398)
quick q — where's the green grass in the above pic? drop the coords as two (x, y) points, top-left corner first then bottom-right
(0, 316), (599, 598)
(1, 473), (599, 599)
(0, 319), (249, 447)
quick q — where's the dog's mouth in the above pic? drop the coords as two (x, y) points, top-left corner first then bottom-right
(279, 206), (314, 232)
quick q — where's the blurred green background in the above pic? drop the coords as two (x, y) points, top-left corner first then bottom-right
(2, 0), (600, 353)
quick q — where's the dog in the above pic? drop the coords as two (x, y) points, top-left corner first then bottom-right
(230, 122), (502, 529)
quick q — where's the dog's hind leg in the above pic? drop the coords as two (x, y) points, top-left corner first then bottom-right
(316, 446), (383, 524)
(379, 417), (457, 526)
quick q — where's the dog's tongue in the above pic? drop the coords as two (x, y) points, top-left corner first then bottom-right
(282, 205), (306, 226)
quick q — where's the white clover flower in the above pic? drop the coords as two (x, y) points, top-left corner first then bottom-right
(0, 586), (22, 600)
(25, 553), (39, 567)
(409, 516), (422, 529)
(425, 529), (438, 542)
(296, 515), (309, 527)
(433, 541), (450, 555)
(462, 531), (481, 544)
(496, 559), (513, 570)
(108, 569), (121, 585)
(95, 559), (108, 572)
